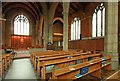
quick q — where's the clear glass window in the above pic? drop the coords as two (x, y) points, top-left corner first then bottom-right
(14, 15), (29, 36)
(71, 17), (81, 40)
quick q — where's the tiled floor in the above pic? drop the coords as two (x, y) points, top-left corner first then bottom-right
(4, 58), (37, 79)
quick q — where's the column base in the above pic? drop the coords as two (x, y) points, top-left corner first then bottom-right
(111, 53), (119, 70)
(111, 61), (119, 70)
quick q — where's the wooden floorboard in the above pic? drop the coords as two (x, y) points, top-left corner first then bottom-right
(107, 70), (120, 81)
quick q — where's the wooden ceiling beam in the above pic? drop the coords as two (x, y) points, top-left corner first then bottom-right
(2, 2), (39, 20)
(3, 4), (37, 20)
(70, 3), (78, 12)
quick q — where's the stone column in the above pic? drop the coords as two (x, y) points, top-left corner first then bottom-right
(48, 3), (58, 44)
(5, 18), (12, 47)
(63, 2), (70, 51)
(36, 20), (38, 46)
(0, 2), (2, 78)
(104, 2), (118, 70)
(41, 3), (49, 49)
(2, 14), (5, 47)
(0, 2), (2, 49)
(39, 15), (44, 46)
(48, 23), (53, 44)
(32, 23), (36, 46)
(43, 15), (49, 49)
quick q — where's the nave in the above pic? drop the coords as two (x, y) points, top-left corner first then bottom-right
(0, 1), (120, 81)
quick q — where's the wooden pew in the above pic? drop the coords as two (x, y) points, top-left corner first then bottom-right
(30, 50), (79, 64)
(30, 50), (79, 62)
(0, 58), (2, 78)
(0, 54), (13, 77)
(101, 55), (111, 71)
(2, 54), (9, 71)
(32, 51), (80, 70)
(37, 53), (102, 79)
(51, 56), (111, 80)
(0, 54), (4, 78)
(31, 51), (60, 69)
(33, 50), (102, 70)
(36, 52), (101, 71)
(30, 51), (60, 66)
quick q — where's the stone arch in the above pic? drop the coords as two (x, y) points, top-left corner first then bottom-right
(53, 17), (64, 24)
(4, 8), (36, 48)
(40, 3), (49, 48)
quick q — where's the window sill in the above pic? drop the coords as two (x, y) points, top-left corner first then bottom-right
(69, 36), (104, 41)
(69, 39), (81, 42)
(82, 36), (104, 40)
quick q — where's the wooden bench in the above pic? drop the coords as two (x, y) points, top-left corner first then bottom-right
(30, 51), (60, 66)
(32, 51), (80, 70)
(32, 50), (102, 70)
(31, 51), (61, 68)
(0, 54), (13, 77)
(37, 53), (102, 79)
(36, 52), (101, 71)
(30, 50), (80, 63)
(0, 59), (2, 78)
(51, 56), (111, 80)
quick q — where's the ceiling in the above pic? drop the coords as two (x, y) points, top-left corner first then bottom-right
(2, 2), (91, 20)
(54, 2), (91, 18)
(2, 2), (42, 20)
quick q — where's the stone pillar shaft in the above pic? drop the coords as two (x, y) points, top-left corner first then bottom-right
(36, 20), (38, 45)
(104, 2), (118, 70)
(43, 17), (49, 49)
(48, 3), (58, 44)
(0, 2), (2, 49)
(2, 14), (5, 47)
(39, 15), (44, 46)
(48, 23), (53, 43)
(63, 2), (69, 51)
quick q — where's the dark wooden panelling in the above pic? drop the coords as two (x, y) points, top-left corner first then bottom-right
(53, 21), (63, 42)
(68, 2), (103, 51)
(69, 38), (104, 50)
(11, 35), (32, 49)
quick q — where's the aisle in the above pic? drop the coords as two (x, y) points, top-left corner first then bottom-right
(4, 58), (37, 79)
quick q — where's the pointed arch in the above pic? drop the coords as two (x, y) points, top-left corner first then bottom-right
(53, 17), (64, 24)
(92, 3), (105, 37)
(14, 14), (29, 35)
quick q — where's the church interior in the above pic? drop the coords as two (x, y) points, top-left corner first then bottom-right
(0, 1), (120, 81)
